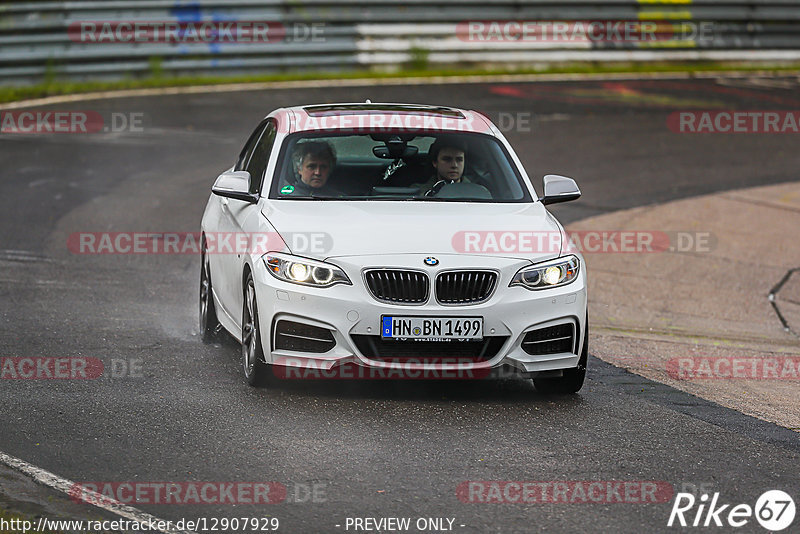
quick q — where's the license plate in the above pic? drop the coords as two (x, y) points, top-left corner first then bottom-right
(381, 316), (483, 340)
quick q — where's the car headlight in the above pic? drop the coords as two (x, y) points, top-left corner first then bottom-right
(510, 255), (580, 290)
(264, 253), (351, 287)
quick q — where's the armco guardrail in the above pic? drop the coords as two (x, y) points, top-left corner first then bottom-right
(2, 0), (800, 84)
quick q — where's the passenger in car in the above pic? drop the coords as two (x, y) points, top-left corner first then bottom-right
(413, 139), (491, 197)
(288, 141), (343, 197)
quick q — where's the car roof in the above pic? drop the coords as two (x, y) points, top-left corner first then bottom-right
(278, 103), (495, 135)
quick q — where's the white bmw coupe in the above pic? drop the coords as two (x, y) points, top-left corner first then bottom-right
(200, 103), (587, 392)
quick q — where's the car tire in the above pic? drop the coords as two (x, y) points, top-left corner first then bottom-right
(242, 273), (270, 386)
(533, 315), (588, 394)
(199, 240), (220, 343)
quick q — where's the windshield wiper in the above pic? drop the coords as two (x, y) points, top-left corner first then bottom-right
(336, 195), (417, 200)
(281, 195), (340, 200)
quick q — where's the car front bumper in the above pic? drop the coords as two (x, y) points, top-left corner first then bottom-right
(252, 253), (587, 376)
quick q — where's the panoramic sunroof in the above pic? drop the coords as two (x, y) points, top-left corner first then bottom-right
(303, 104), (466, 118)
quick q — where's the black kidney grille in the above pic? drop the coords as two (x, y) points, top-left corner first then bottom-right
(436, 271), (497, 304)
(365, 270), (429, 304)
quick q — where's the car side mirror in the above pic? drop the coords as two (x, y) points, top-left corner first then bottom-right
(540, 174), (581, 205)
(212, 171), (258, 203)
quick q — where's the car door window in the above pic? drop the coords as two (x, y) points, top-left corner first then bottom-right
(236, 121), (268, 172)
(245, 121), (277, 194)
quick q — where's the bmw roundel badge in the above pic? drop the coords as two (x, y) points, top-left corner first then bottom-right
(424, 257), (439, 266)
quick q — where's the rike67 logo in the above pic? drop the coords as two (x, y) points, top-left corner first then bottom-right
(669, 490), (795, 531)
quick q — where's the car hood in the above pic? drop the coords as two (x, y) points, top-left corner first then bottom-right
(261, 200), (563, 262)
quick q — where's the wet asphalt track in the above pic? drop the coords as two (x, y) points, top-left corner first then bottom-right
(1, 76), (800, 533)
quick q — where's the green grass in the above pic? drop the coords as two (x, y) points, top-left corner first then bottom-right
(1, 62), (800, 104)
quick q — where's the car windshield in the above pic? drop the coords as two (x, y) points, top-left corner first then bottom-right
(268, 131), (532, 202)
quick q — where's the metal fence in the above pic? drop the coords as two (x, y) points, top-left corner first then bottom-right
(2, 0), (800, 84)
